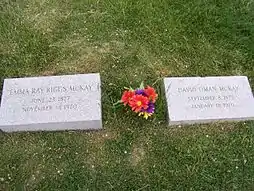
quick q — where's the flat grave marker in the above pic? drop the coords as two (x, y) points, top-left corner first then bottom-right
(164, 76), (254, 125)
(0, 73), (102, 132)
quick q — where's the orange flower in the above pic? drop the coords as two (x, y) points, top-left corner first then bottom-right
(144, 86), (158, 102)
(129, 95), (149, 112)
(121, 90), (135, 105)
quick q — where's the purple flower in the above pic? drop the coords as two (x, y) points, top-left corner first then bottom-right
(146, 102), (155, 114)
(135, 89), (147, 96)
(141, 102), (155, 114)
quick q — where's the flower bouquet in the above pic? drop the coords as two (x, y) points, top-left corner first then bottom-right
(120, 83), (158, 119)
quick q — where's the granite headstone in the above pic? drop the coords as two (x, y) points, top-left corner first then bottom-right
(0, 73), (102, 132)
(164, 76), (254, 125)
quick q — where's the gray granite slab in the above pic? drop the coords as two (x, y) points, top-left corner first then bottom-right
(0, 73), (102, 132)
(164, 76), (254, 125)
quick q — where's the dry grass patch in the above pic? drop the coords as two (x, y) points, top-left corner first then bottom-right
(84, 130), (119, 169)
(130, 143), (146, 167)
(88, 130), (119, 145)
(41, 39), (126, 75)
(23, 0), (70, 34)
(0, 41), (18, 56)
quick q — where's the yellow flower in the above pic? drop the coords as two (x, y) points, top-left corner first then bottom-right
(138, 112), (152, 119)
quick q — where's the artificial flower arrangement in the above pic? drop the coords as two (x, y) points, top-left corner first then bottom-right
(120, 83), (158, 119)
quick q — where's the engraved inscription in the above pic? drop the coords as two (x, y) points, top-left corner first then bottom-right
(177, 85), (239, 93)
(169, 84), (240, 110)
(22, 95), (79, 113)
(8, 83), (99, 96)
(9, 83), (98, 113)
(22, 103), (79, 113)
(31, 96), (70, 104)
(22, 105), (53, 112)
(56, 104), (78, 110)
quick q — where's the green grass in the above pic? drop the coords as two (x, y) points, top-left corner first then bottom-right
(0, 0), (254, 190)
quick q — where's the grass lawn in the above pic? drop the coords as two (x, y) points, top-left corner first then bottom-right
(1, 0), (254, 190)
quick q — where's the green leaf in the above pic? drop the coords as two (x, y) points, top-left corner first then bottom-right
(139, 81), (144, 89)
(113, 100), (122, 106)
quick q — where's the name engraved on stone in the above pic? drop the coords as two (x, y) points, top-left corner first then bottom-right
(0, 73), (102, 132)
(164, 76), (254, 125)
(8, 83), (99, 96)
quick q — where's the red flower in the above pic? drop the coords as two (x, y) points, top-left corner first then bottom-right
(129, 95), (149, 112)
(121, 90), (135, 105)
(144, 86), (158, 102)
